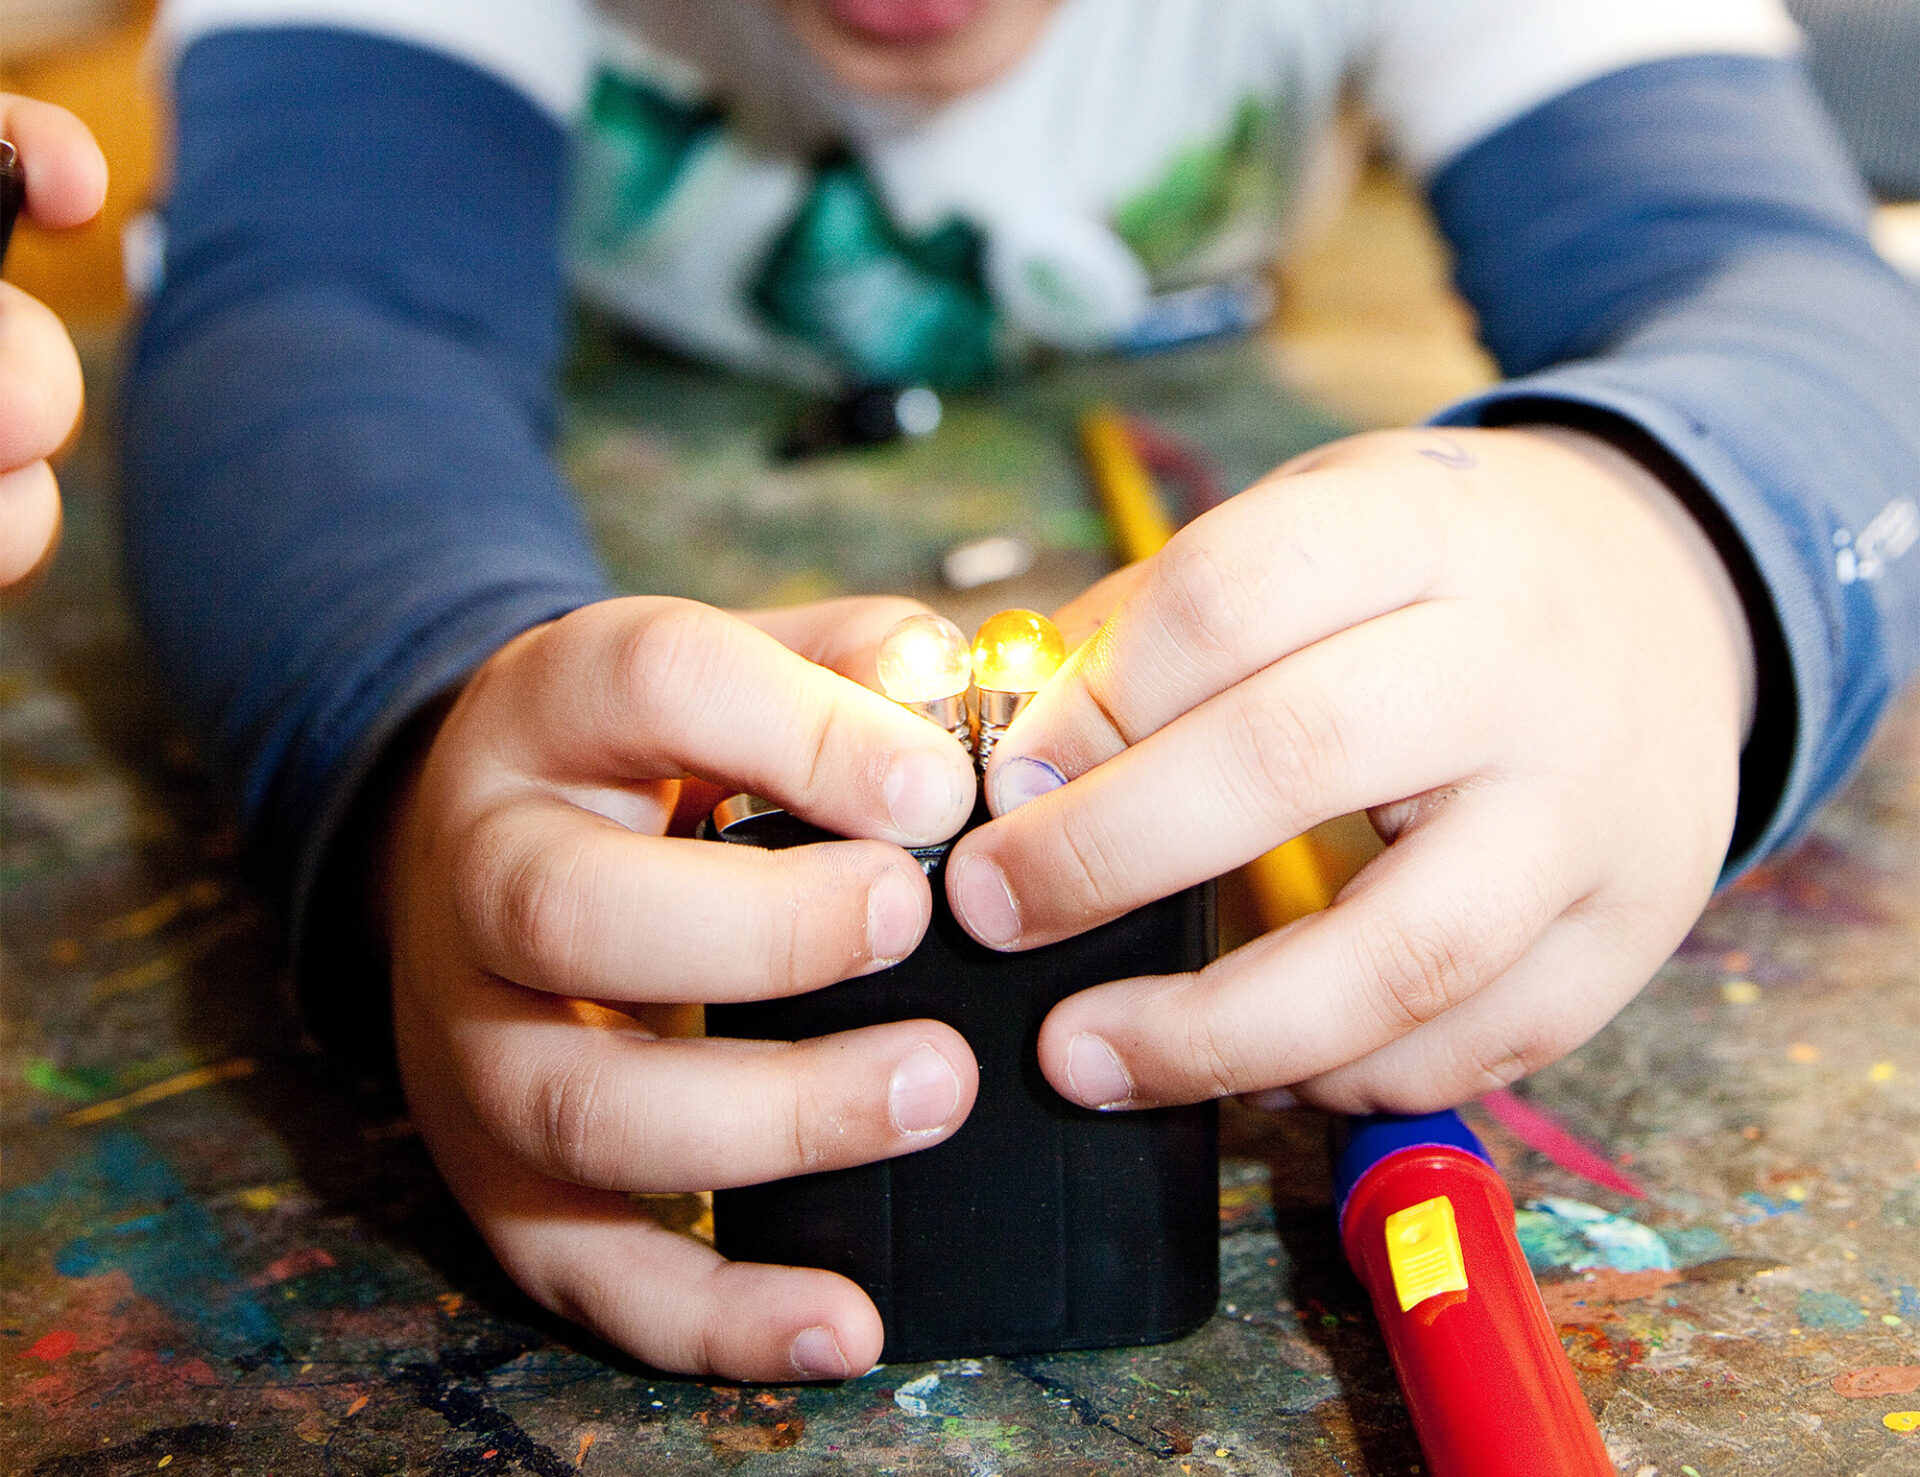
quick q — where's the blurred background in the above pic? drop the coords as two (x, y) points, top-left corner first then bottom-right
(4, 0), (1917, 431)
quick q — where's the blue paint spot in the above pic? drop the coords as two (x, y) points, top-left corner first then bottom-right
(10, 1129), (280, 1357)
(1737, 1191), (1803, 1222)
(1798, 1289), (1868, 1330)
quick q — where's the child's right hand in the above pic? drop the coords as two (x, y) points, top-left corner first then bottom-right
(382, 596), (980, 1380)
(1, 95), (107, 586)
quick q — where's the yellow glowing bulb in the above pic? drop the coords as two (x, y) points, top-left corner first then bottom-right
(877, 613), (973, 704)
(971, 609), (1066, 695)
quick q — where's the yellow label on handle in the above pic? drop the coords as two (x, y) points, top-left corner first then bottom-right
(1383, 1195), (1469, 1312)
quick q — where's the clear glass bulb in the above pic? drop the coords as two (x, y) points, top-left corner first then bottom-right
(877, 613), (972, 704)
(971, 609), (1066, 695)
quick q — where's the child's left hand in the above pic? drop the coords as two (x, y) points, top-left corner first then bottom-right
(0, 94), (107, 586)
(948, 425), (1757, 1114)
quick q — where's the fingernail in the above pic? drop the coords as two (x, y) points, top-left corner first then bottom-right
(790, 1324), (852, 1379)
(884, 747), (965, 844)
(889, 1042), (961, 1134)
(1065, 1033), (1133, 1109)
(950, 853), (1019, 948)
(990, 755), (1065, 816)
(865, 866), (925, 967)
(1245, 1087), (1297, 1112)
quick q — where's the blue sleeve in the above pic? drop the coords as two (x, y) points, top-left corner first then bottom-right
(1426, 54), (1920, 874)
(122, 28), (614, 996)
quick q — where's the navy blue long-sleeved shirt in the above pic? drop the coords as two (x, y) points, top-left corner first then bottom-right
(123, 27), (1920, 1014)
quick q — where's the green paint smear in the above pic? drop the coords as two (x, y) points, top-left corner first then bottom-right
(1661, 1226), (1731, 1265)
(22, 1059), (115, 1100)
(938, 1416), (1023, 1454)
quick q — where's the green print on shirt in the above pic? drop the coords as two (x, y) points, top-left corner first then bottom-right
(1113, 95), (1293, 282)
(572, 70), (723, 252)
(752, 155), (998, 389)
(573, 66), (998, 386)
(569, 69), (1294, 388)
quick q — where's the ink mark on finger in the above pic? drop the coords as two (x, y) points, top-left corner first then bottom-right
(1417, 437), (1476, 470)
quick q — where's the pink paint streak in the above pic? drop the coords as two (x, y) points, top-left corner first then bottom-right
(248, 1247), (337, 1287)
(1479, 1088), (1644, 1198)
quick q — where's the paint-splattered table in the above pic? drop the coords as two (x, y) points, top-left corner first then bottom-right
(8, 333), (1920, 1476)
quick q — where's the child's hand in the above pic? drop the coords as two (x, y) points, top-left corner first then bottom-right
(0, 96), (107, 585)
(952, 426), (1755, 1114)
(383, 596), (979, 1380)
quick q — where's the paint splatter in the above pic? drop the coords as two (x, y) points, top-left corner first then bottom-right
(1798, 1289), (1869, 1330)
(1662, 1226), (1732, 1264)
(1885, 1412), (1920, 1433)
(25, 1329), (79, 1360)
(98, 879), (226, 940)
(1514, 1198), (1674, 1273)
(1479, 1090), (1644, 1198)
(22, 1058), (117, 1100)
(2, 1129), (282, 1357)
(1738, 1191), (1804, 1221)
(1538, 1268), (1681, 1325)
(895, 1373), (941, 1417)
(1835, 1367), (1920, 1397)
(248, 1248), (337, 1287)
(696, 1390), (805, 1454)
(1871, 1061), (1897, 1083)
(60, 1058), (255, 1126)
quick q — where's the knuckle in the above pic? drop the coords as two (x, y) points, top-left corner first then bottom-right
(759, 890), (812, 997)
(451, 809), (595, 986)
(790, 690), (847, 806)
(1050, 812), (1132, 924)
(1222, 686), (1350, 808)
(1151, 536), (1262, 663)
(504, 845), (589, 981)
(1178, 1008), (1247, 1102)
(449, 810), (521, 950)
(531, 1052), (621, 1183)
(1349, 908), (1483, 1034)
(617, 599), (728, 730)
(779, 1059), (838, 1173)
(1469, 1038), (1551, 1093)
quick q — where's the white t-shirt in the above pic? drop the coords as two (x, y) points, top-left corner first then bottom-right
(159, 0), (1797, 384)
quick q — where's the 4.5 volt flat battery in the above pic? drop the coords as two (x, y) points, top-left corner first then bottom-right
(703, 799), (1220, 1363)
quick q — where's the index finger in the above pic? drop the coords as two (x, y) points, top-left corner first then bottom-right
(985, 450), (1453, 814)
(1033, 782), (1583, 1110)
(1, 96), (107, 230)
(496, 597), (976, 848)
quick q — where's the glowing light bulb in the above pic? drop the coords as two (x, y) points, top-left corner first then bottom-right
(969, 609), (1065, 767)
(876, 613), (973, 746)
(971, 609), (1065, 693)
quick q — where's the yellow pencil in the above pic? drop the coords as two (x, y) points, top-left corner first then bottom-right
(1079, 407), (1175, 562)
(1079, 406), (1333, 927)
